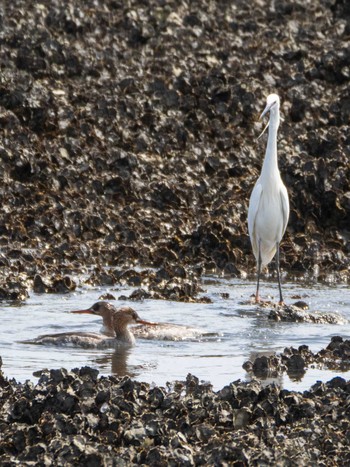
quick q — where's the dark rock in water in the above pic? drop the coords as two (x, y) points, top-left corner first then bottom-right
(114, 267), (212, 303)
(252, 355), (285, 378)
(33, 274), (48, 293)
(0, 279), (29, 301)
(285, 354), (307, 380)
(244, 337), (350, 383)
(326, 335), (345, 350)
(125, 288), (152, 301)
(268, 304), (345, 324)
(244, 354), (288, 380)
(293, 300), (309, 310)
(98, 292), (116, 300)
(51, 276), (76, 294)
(33, 274), (76, 294)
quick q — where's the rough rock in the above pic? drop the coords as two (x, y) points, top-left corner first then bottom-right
(1, 352), (350, 465)
(0, 0), (347, 301)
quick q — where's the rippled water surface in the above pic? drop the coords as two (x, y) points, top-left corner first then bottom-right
(1, 278), (349, 391)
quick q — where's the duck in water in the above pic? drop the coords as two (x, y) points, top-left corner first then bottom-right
(72, 302), (210, 342)
(24, 302), (156, 348)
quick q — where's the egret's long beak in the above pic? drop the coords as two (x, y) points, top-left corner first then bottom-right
(260, 103), (272, 120)
(71, 309), (96, 315)
(257, 102), (273, 140)
(135, 318), (158, 326)
(257, 120), (269, 140)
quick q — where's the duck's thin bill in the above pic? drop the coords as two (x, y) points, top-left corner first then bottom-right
(70, 309), (94, 314)
(136, 319), (158, 326)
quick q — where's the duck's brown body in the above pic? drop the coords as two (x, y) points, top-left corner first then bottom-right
(27, 331), (117, 349)
(73, 302), (205, 341)
(24, 302), (156, 348)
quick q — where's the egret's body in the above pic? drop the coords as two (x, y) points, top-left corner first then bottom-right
(248, 94), (289, 303)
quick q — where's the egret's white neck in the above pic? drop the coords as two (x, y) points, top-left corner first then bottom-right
(261, 108), (280, 179)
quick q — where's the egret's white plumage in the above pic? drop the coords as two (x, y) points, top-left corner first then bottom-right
(248, 93), (289, 303)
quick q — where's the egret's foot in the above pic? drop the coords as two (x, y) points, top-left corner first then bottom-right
(251, 292), (261, 303)
(250, 296), (274, 307)
(249, 294), (261, 304)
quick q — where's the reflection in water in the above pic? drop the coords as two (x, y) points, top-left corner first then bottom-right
(111, 347), (133, 377)
(244, 350), (284, 387)
(245, 349), (307, 385)
(94, 347), (136, 379)
(1, 278), (350, 391)
(287, 368), (306, 382)
(246, 372), (285, 388)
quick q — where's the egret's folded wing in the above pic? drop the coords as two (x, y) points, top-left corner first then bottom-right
(248, 182), (263, 254)
(248, 182), (262, 259)
(280, 185), (290, 236)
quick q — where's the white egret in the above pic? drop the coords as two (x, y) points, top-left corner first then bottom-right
(248, 93), (289, 304)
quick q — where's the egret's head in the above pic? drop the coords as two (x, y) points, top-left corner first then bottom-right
(260, 94), (280, 120)
(257, 93), (280, 139)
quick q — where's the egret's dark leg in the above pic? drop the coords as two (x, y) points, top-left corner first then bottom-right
(255, 240), (262, 302)
(276, 242), (284, 304)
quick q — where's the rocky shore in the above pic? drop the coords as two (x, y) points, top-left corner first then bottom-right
(0, 0), (348, 300)
(0, 0), (349, 464)
(1, 337), (350, 465)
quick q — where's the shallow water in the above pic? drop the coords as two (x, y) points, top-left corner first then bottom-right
(0, 277), (349, 391)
